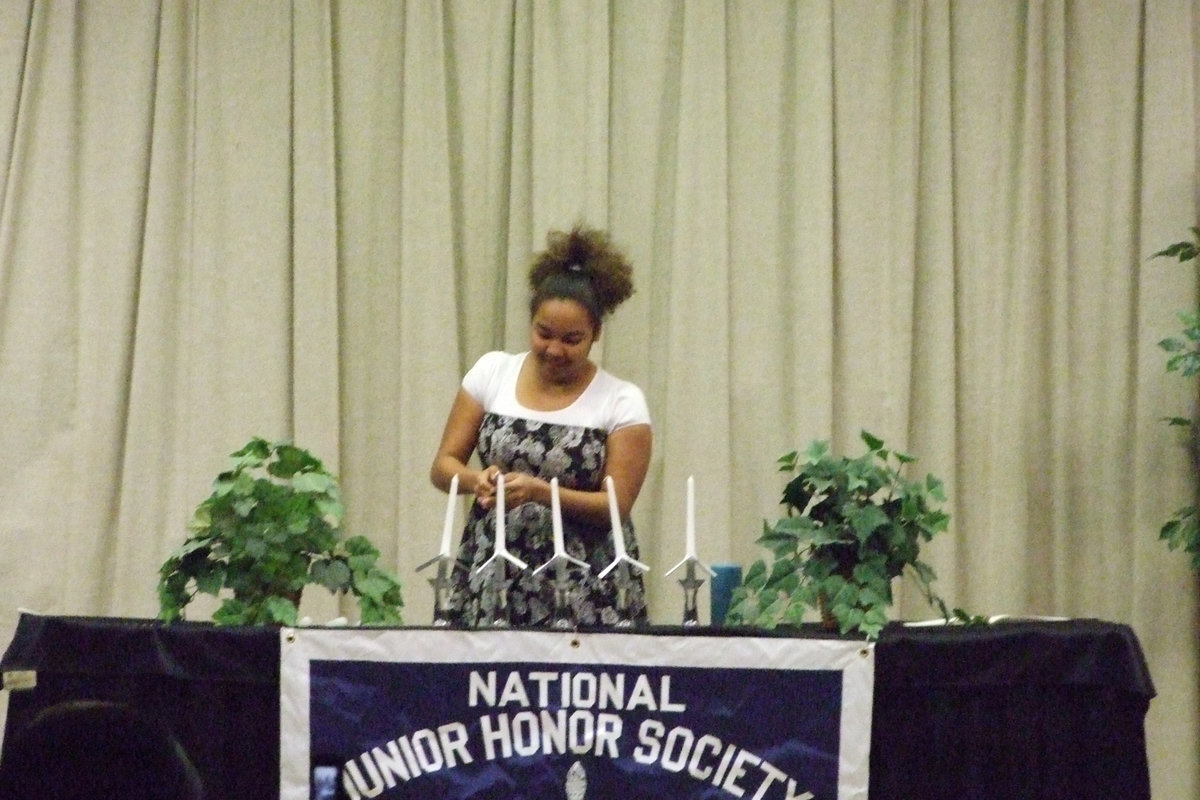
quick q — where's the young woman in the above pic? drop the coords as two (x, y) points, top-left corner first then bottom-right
(430, 225), (652, 626)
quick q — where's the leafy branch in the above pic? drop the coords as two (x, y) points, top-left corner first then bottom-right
(1153, 227), (1200, 569)
(158, 437), (404, 625)
(726, 431), (951, 639)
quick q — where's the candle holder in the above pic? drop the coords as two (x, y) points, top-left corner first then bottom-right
(612, 562), (636, 627)
(552, 560), (579, 629)
(473, 551), (528, 627)
(414, 553), (456, 626)
(599, 552), (649, 626)
(484, 557), (512, 627)
(419, 474), (461, 626)
(530, 477), (589, 628)
(532, 553), (589, 629)
(474, 541), (528, 627)
(665, 555), (714, 626)
(662, 474), (713, 624)
(600, 476), (650, 627)
(472, 474), (527, 627)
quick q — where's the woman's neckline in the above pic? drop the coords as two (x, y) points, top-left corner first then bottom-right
(513, 351), (598, 413)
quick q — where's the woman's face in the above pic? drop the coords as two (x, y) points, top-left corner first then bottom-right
(530, 298), (598, 385)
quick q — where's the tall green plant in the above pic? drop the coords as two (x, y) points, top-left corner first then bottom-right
(1153, 227), (1200, 569)
(158, 437), (404, 625)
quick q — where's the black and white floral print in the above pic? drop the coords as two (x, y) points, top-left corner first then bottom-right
(445, 412), (647, 627)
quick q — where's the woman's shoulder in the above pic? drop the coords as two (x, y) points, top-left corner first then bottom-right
(590, 368), (651, 429)
(465, 350), (527, 378)
(469, 350), (523, 370)
(463, 351), (526, 404)
(590, 366), (642, 396)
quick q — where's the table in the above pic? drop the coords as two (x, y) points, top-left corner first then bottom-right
(0, 614), (1154, 800)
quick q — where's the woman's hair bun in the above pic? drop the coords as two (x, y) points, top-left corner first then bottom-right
(528, 225), (634, 321)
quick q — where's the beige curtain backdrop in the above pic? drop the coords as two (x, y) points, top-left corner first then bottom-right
(0, 0), (1197, 796)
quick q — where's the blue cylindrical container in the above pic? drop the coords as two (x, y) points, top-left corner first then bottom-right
(710, 562), (743, 626)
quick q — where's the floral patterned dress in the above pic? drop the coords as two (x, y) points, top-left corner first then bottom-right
(445, 412), (648, 627)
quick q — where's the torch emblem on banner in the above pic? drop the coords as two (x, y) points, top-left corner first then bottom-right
(565, 760), (587, 799)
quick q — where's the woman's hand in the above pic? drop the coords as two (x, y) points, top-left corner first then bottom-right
(473, 465), (500, 509)
(474, 468), (548, 511)
(495, 471), (549, 509)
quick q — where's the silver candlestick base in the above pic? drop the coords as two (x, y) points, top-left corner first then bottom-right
(486, 560), (511, 627)
(415, 553), (456, 626)
(599, 552), (650, 627)
(474, 548), (528, 628)
(533, 551), (589, 629)
(677, 567), (704, 626)
(665, 555), (714, 626)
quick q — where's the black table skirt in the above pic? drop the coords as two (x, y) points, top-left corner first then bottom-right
(0, 614), (1154, 800)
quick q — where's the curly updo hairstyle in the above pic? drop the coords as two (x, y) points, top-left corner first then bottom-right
(528, 225), (634, 330)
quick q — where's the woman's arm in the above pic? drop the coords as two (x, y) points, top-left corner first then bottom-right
(429, 388), (499, 507)
(499, 422), (653, 527)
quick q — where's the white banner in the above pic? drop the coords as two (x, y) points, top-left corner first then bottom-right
(280, 629), (873, 800)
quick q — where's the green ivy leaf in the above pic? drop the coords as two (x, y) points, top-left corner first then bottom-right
(316, 497), (345, 524)
(243, 536), (268, 559)
(343, 535), (381, 557)
(360, 598), (403, 625)
(232, 437), (272, 462)
(263, 595), (299, 625)
(846, 504), (889, 540)
(176, 537), (212, 557)
(1152, 240), (1200, 261)
(233, 497), (258, 518)
(724, 589), (753, 625)
(759, 594), (790, 626)
(741, 559), (767, 589)
(230, 471), (256, 497)
(836, 606), (865, 635)
(1159, 336), (1186, 352)
(187, 504), (213, 532)
(157, 570), (192, 621)
(925, 474), (947, 501)
(802, 440), (830, 465)
(860, 606), (889, 637)
(860, 430), (885, 452)
(212, 598), (249, 625)
(764, 556), (798, 585)
(911, 560), (938, 585)
(313, 559), (352, 592)
(292, 470), (334, 493)
(952, 607), (988, 625)
(352, 573), (396, 603)
(194, 564), (226, 597)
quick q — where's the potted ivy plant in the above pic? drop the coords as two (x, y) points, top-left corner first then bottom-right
(157, 437), (404, 625)
(1153, 227), (1200, 569)
(725, 431), (950, 639)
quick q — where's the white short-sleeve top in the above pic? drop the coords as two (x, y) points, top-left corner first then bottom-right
(462, 351), (651, 433)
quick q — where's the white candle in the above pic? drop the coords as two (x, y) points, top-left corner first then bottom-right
(439, 474), (458, 556)
(495, 473), (506, 554)
(605, 476), (627, 558)
(686, 475), (696, 557)
(550, 477), (566, 555)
